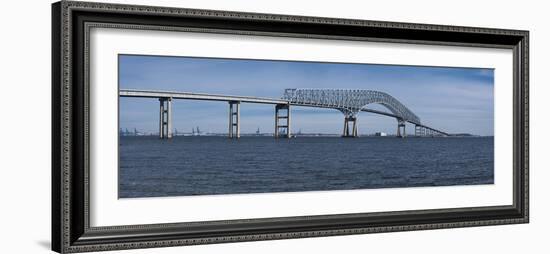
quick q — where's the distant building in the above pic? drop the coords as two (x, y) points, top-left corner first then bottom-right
(375, 132), (387, 137)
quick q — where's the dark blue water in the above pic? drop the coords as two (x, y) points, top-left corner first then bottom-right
(119, 136), (493, 198)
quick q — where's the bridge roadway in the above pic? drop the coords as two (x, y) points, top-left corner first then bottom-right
(119, 89), (449, 138)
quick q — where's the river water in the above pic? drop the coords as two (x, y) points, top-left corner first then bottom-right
(119, 136), (493, 198)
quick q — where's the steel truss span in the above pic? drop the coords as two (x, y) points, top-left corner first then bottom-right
(282, 88), (421, 124)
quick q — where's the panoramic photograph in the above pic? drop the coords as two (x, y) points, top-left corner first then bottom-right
(118, 54), (494, 198)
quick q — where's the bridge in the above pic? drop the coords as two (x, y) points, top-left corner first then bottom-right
(119, 88), (449, 139)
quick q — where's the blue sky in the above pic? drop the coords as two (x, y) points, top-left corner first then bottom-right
(119, 55), (494, 135)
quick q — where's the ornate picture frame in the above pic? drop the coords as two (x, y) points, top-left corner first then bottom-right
(52, 1), (529, 253)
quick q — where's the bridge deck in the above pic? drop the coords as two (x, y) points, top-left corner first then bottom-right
(119, 89), (288, 105)
(119, 89), (448, 136)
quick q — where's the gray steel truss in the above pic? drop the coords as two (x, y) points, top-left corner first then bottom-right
(282, 88), (421, 124)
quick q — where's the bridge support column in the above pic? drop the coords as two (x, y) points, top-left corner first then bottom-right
(275, 104), (291, 138)
(158, 98), (172, 139)
(397, 120), (406, 138)
(342, 116), (358, 137)
(228, 101), (240, 139)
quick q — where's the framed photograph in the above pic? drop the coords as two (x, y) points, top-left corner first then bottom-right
(52, 1), (529, 253)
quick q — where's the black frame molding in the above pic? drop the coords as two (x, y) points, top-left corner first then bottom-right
(52, 1), (529, 253)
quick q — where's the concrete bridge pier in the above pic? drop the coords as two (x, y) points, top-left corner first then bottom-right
(342, 116), (358, 137)
(397, 119), (406, 138)
(228, 101), (240, 139)
(158, 97), (172, 139)
(415, 125), (428, 137)
(275, 104), (291, 138)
